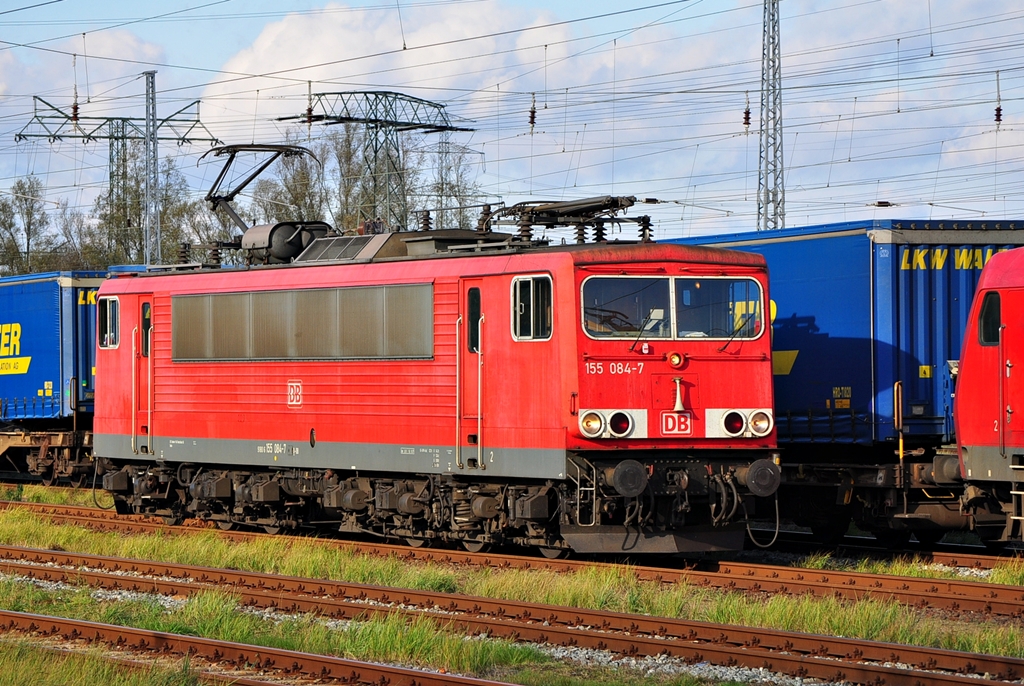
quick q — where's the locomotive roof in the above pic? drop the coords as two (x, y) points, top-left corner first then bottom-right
(977, 246), (1024, 290)
(107, 229), (766, 285)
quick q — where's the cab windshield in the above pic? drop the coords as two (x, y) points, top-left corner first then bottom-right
(582, 277), (671, 338)
(581, 276), (762, 340)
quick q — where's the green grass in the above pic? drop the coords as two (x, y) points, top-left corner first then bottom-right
(0, 484), (113, 509)
(0, 578), (543, 676)
(0, 641), (206, 686)
(0, 575), (737, 685)
(0, 509), (1021, 662)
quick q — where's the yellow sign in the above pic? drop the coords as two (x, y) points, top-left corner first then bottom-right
(900, 247), (1008, 271)
(0, 357), (31, 375)
(772, 350), (799, 375)
(919, 365), (932, 379)
(77, 290), (98, 305)
(0, 323), (22, 356)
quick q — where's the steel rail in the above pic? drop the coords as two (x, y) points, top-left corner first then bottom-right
(0, 609), (508, 686)
(6, 500), (1024, 616)
(0, 545), (1021, 685)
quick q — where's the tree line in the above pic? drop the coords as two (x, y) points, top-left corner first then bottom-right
(0, 125), (482, 276)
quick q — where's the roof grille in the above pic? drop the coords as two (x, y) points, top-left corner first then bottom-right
(296, 235), (376, 262)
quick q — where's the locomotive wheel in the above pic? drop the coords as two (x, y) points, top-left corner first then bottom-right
(262, 526), (282, 535)
(538, 546), (570, 559)
(215, 521), (236, 531)
(461, 539), (489, 553)
(162, 515), (183, 526)
(40, 466), (56, 488)
(405, 537), (431, 548)
(69, 473), (88, 489)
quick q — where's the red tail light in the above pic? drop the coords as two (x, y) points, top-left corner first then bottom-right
(723, 411), (745, 436)
(608, 411), (633, 437)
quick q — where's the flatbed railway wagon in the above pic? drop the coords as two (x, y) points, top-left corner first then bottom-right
(668, 219), (1024, 545)
(0, 270), (104, 484)
(94, 222), (782, 555)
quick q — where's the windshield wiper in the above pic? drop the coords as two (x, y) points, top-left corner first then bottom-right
(717, 312), (755, 352)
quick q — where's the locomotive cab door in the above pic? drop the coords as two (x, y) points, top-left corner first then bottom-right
(459, 279), (484, 468)
(133, 297), (154, 455)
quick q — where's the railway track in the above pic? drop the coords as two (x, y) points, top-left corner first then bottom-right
(5, 500), (1024, 617)
(1, 543), (1022, 685)
(0, 609), (505, 685)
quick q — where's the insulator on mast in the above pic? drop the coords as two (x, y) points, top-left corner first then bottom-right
(420, 210), (433, 231)
(996, 71), (1003, 129)
(529, 93), (536, 132)
(743, 91), (751, 132)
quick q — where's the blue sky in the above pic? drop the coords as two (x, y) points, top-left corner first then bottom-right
(1, 0), (1022, 239)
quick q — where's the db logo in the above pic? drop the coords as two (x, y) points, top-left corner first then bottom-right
(661, 411), (692, 435)
(287, 380), (303, 408)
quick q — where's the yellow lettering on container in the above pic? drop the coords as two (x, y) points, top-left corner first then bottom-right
(930, 249), (948, 269)
(8, 323), (19, 356)
(0, 324), (9, 356)
(912, 249), (928, 270)
(955, 248), (974, 269)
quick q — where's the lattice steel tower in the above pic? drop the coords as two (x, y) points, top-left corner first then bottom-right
(281, 91), (471, 231)
(758, 0), (785, 231)
(16, 73), (219, 264)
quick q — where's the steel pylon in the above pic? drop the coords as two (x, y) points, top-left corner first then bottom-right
(281, 91), (472, 232)
(758, 0), (785, 231)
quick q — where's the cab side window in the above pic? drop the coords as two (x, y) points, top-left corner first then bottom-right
(98, 297), (119, 349)
(141, 302), (152, 357)
(512, 276), (552, 341)
(979, 291), (1000, 346)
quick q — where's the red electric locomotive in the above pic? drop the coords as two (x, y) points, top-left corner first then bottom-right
(956, 246), (1024, 544)
(94, 177), (779, 554)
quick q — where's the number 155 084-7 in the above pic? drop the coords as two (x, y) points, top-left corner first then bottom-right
(585, 362), (643, 375)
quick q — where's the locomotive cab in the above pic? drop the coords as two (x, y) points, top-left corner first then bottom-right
(562, 246), (780, 552)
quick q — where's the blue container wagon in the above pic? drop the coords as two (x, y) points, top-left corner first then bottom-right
(667, 219), (1024, 544)
(0, 270), (106, 483)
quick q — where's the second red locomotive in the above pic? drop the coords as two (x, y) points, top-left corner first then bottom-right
(956, 246), (1024, 544)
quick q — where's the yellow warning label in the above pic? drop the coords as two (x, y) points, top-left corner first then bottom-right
(919, 365), (932, 379)
(835, 399), (850, 409)
(0, 357), (31, 375)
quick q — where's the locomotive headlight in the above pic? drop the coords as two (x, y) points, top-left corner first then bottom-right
(722, 411), (746, 437)
(668, 351), (684, 368)
(608, 411), (633, 438)
(749, 410), (773, 437)
(579, 411), (605, 438)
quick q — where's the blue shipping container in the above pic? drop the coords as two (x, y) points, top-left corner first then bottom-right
(0, 271), (106, 420)
(667, 220), (1024, 446)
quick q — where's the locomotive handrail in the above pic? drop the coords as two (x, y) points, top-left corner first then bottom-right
(455, 315), (463, 469)
(148, 323), (154, 455)
(1000, 324), (1007, 458)
(131, 327), (138, 455)
(477, 314), (485, 471)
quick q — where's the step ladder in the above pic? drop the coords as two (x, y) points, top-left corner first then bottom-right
(568, 455), (598, 527)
